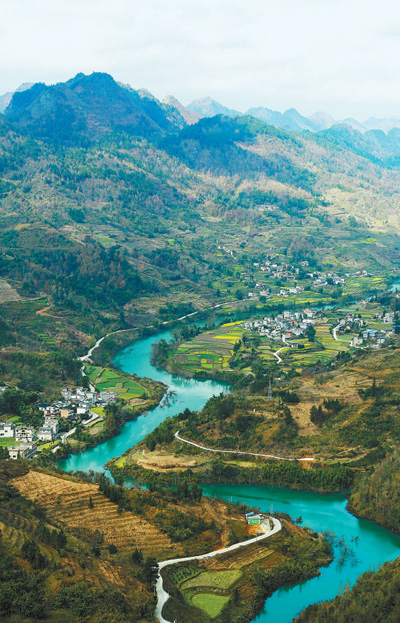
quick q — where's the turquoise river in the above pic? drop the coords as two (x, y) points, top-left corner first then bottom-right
(59, 329), (400, 623)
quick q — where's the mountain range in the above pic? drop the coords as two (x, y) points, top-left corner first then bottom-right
(0, 74), (400, 133)
(186, 96), (400, 135)
(3, 77), (400, 137)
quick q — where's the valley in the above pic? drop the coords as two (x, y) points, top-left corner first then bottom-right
(2, 73), (400, 622)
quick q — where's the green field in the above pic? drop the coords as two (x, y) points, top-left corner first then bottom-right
(167, 322), (244, 375)
(173, 566), (200, 586)
(89, 406), (105, 417)
(0, 437), (19, 447)
(182, 569), (242, 590)
(191, 594), (230, 618)
(84, 364), (148, 401)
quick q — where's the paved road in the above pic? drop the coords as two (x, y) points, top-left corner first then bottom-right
(272, 345), (286, 363)
(332, 324), (346, 342)
(175, 431), (315, 462)
(155, 517), (282, 623)
(78, 301), (232, 364)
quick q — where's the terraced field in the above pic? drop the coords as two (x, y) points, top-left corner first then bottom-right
(84, 364), (149, 402)
(11, 470), (179, 558)
(168, 322), (244, 375)
(191, 593), (230, 618)
(182, 569), (242, 589)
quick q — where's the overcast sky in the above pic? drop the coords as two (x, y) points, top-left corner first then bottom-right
(2, 0), (400, 120)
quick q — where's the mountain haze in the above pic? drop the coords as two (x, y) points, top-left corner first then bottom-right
(163, 95), (202, 125)
(0, 82), (34, 114)
(187, 96), (241, 118)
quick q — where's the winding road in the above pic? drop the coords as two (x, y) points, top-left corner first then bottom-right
(78, 301), (233, 364)
(272, 345), (286, 363)
(155, 517), (282, 623)
(175, 431), (315, 462)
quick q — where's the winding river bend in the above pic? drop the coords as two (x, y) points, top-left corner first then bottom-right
(59, 329), (400, 623)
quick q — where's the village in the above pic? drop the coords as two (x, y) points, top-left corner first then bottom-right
(0, 385), (116, 460)
(242, 306), (397, 350)
(242, 308), (318, 341)
(245, 259), (359, 301)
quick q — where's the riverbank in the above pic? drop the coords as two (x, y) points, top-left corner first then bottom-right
(55, 392), (165, 461)
(57, 320), (400, 623)
(157, 514), (333, 623)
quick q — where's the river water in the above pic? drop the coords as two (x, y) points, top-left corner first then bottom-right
(58, 330), (228, 473)
(59, 328), (400, 623)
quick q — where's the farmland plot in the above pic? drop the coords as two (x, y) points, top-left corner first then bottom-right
(11, 470), (179, 558)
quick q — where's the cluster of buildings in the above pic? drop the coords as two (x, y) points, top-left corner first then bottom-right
(60, 386), (116, 411)
(338, 312), (395, 349)
(1, 386), (115, 460)
(0, 416), (60, 459)
(242, 308), (318, 342)
(247, 260), (348, 301)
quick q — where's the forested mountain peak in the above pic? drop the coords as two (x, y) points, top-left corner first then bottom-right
(3, 72), (182, 144)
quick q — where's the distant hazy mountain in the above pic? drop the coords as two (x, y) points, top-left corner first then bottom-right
(246, 106), (318, 132)
(246, 106), (291, 128)
(4, 73), (182, 143)
(187, 96), (241, 118)
(363, 116), (400, 133)
(0, 82), (34, 113)
(308, 111), (336, 131)
(282, 108), (318, 132)
(163, 95), (202, 125)
(341, 117), (367, 133)
(4, 74), (400, 146)
(184, 95), (400, 136)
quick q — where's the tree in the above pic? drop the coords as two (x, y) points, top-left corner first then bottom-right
(306, 326), (316, 342)
(131, 548), (143, 565)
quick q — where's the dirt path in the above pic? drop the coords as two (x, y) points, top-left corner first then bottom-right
(36, 303), (62, 318)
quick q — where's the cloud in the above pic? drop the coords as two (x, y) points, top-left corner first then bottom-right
(2, 0), (400, 119)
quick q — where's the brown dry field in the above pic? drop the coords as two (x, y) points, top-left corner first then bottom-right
(286, 364), (377, 436)
(208, 544), (276, 570)
(137, 451), (198, 471)
(11, 470), (181, 558)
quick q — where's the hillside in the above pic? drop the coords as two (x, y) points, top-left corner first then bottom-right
(348, 449), (400, 533)
(295, 557), (400, 623)
(4, 72), (182, 143)
(0, 461), (331, 623)
(3, 72), (400, 466)
(112, 297), (400, 490)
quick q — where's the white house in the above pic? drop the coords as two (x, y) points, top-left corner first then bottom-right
(37, 427), (55, 442)
(0, 421), (15, 438)
(8, 442), (37, 459)
(44, 417), (59, 434)
(15, 426), (35, 442)
(384, 313), (395, 324)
